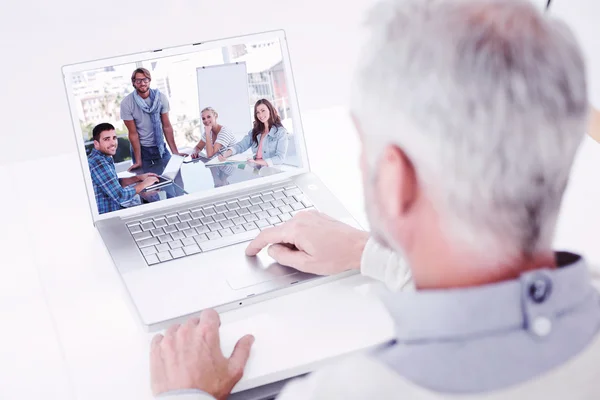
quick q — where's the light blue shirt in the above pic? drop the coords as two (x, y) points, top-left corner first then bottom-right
(228, 125), (289, 166)
(373, 251), (600, 393)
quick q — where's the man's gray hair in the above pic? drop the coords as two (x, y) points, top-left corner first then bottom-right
(352, 0), (589, 260)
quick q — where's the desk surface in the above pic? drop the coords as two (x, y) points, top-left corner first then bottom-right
(1, 107), (600, 400)
(0, 108), (391, 400)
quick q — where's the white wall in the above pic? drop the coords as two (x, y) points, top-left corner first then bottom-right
(0, 0), (591, 167)
(0, 0), (373, 166)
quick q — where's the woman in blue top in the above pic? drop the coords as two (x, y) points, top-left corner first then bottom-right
(219, 99), (289, 166)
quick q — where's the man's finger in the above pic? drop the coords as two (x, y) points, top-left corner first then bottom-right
(165, 323), (181, 339)
(151, 333), (164, 349)
(245, 225), (291, 256)
(267, 244), (311, 272)
(228, 334), (255, 380)
(199, 309), (222, 349)
(149, 334), (165, 395)
(199, 309), (221, 329)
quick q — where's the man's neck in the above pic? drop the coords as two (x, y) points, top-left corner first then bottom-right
(408, 239), (557, 290)
(93, 148), (112, 159)
(138, 89), (150, 99)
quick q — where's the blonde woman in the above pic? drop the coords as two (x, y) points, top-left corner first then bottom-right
(191, 107), (237, 159)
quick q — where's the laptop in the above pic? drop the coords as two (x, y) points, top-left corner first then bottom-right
(62, 30), (361, 331)
(184, 151), (217, 164)
(144, 154), (185, 191)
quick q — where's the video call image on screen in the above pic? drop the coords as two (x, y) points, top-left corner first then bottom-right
(69, 36), (303, 215)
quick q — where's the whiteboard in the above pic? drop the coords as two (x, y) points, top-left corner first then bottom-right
(196, 62), (252, 138)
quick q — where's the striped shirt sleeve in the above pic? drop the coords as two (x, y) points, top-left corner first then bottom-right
(215, 126), (237, 148)
(201, 126), (237, 149)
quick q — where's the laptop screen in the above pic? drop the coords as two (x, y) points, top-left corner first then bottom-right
(63, 31), (307, 218)
(161, 155), (185, 181)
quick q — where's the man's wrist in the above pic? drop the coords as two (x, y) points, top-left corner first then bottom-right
(353, 231), (370, 270)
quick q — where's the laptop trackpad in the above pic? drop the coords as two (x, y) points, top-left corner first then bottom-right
(227, 250), (299, 290)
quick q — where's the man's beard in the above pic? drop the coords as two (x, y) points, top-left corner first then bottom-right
(366, 203), (396, 252)
(364, 175), (398, 255)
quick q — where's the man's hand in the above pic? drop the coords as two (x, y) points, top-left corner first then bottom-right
(138, 173), (158, 181)
(246, 211), (370, 275)
(150, 310), (255, 400)
(141, 176), (159, 188)
(128, 161), (142, 172)
(174, 152), (189, 157)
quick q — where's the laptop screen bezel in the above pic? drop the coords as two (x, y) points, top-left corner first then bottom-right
(62, 30), (311, 223)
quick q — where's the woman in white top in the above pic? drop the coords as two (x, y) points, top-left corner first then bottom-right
(190, 107), (237, 159)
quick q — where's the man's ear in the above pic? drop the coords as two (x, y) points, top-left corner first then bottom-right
(374, 144), (418, 223)
(93, 140), (100, 150)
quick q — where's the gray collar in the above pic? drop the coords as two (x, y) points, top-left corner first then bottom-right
(381, 252), (593, 341)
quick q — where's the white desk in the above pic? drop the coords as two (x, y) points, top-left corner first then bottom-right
(0, 165), (73, 399)
(0, 108), (394, 400)
(1, 108), (599, 400)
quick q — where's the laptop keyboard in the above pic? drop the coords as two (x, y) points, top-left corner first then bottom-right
(126, 185), (315, 266)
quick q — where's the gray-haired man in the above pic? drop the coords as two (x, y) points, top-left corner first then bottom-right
(149, 0), (600, 399)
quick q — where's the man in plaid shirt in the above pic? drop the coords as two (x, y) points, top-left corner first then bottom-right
(88, 123), (160, 214)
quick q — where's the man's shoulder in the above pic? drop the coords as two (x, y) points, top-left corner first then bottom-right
(589, 263), (600, 292)
(278, 336), (600, 399)
(87, 150), (101, 164)
(121, 92), (135, 107)
(88, 151), (111, 169)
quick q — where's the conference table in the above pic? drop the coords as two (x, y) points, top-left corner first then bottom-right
(118, 141), (300, 210)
